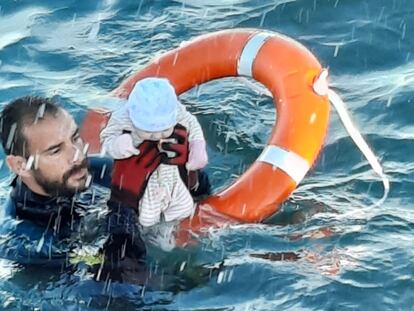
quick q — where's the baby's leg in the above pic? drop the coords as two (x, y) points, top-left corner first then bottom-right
(164, 179), (195, 223)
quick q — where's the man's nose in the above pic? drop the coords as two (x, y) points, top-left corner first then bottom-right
(70, 142), (86, 164)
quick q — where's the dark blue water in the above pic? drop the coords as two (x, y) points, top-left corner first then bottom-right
(0, 0), (413, 310)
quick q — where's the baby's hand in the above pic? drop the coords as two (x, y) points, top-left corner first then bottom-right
(186, 139), (208, 170)
(159, 124), (189, 166)
(111, 134), (140, 159)
(158, 138), (177, 158)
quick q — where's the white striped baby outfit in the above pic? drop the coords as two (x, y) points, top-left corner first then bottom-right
(100, 102), (204, 227)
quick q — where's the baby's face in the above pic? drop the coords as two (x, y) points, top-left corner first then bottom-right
(136, 127), (174, 141)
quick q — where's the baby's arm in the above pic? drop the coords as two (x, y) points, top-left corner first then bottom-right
(176, 103), (208, 170)
(100, 108), (140, 159)
(176, 103), (205, 142)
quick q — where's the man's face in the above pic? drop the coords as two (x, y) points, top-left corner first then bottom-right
(136, 126), (174, 141)
(24, 109), (89, 196)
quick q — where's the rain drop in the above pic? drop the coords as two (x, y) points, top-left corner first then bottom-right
(5, 123), (16, 152)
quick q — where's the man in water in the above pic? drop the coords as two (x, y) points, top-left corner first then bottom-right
(0, 95), (203, 283)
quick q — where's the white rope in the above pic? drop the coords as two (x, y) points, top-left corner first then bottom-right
(326, 88), (390, 207)
(241, 69), (390, 207)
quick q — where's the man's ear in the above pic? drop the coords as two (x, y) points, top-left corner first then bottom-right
(5, 155), (31, 178)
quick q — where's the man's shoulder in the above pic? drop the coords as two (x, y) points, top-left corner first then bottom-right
(0, 195), (65, 264)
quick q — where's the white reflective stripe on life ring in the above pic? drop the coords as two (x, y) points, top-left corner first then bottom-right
(257, 145), (310, 184)
(237, 32), (273, 77)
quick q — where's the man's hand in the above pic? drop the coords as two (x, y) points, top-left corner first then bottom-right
(160, 124), (189, 166)
(109, 141), (161, 209)
(111, 133), (140, 159)
(97, 206), (147, 283)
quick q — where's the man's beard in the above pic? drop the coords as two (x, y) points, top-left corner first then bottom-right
(32, 159), (89, 197)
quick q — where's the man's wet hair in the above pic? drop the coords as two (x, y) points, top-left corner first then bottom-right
(0, 96), (61, 157)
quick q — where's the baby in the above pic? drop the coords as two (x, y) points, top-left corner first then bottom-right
(100, 77), (208, 238)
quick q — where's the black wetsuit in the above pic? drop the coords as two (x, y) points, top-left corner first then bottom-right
(0, 157), (145, 282)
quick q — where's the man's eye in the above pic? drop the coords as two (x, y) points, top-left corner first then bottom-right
(50, 148), (60, 155)
(73, 134), (82, 142)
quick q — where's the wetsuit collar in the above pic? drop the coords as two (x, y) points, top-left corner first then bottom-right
(10, 179), (82, 235)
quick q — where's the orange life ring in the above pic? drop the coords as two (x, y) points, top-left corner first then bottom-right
(80, 29), (330, 243)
